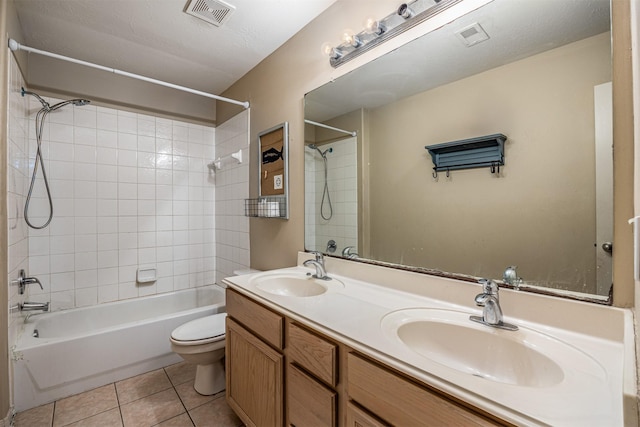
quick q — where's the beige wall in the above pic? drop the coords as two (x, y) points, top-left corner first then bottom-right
(9, 13), (217, 125)
(611, 0), (635, 308)
(25, 55), (218, 125)
(368, 33), (610, 293)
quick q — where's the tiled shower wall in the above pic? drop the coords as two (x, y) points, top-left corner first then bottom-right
(304, 137), (358, 255)
(7, 54), (30, 351)
(213, 110), (250, 279)
(7, 54), (250, 316)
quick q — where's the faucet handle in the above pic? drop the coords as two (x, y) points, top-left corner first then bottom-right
(308, 251), (324, 263)
(478, 278), (499, 295)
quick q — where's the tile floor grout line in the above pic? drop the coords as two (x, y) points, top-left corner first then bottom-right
(114, 382), (126, 427)
(15, 362), (242, 427)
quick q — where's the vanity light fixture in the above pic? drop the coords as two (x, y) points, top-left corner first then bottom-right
(325, 0), (462, 68)
(397, 3), (415, 19)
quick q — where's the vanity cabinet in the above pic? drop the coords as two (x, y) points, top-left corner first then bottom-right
(226, 288), (507, 427)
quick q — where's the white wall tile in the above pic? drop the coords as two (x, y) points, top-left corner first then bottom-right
(12, 91), (249, 313)
(98, 284), (119, 303)
(97, 130), (118, 149)
(97, 112), (118, 131)
(118, 116), (137, 135)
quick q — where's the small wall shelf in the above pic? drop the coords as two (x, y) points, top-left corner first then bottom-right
(425, 133), (507, 177)
(244, 196), (288, 219)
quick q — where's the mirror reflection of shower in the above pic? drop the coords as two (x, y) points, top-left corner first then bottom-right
(21, 88), (91, 229)
(307, 144), (333, 220)
(304, 136), (358, 257)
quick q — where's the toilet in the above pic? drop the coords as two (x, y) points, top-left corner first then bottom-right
(170, 270), (260, 395)
(170, 313), (227, 395)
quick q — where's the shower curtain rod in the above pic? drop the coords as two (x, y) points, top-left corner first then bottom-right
(8, 38), (250, 109)
(304, 119), (357, 137)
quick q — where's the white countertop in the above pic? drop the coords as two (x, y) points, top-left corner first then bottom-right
(223, 256), (635, 426)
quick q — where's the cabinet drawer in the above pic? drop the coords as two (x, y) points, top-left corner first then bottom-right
(346, 402), (389, 427)
(287, 364), (336, 427)
(347, 353), (501, 427)
(226, 288), (284, 349)
(287, 322), (337, 386)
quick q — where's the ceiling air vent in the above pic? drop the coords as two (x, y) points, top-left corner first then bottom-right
(454, 23), (490, 47)
(185, 0), (235, 27)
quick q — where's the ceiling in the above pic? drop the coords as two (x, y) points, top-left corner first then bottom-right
(12, 0), (337, 95)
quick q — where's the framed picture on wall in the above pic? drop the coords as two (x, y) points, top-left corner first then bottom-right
(255, 122), (289, 219)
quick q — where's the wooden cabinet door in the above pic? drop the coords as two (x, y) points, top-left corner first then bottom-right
(226, 318), (283, 427)
(287, 364), (336, 427)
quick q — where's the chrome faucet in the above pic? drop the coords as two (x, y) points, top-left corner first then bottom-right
(303, 251), (331, 280)
(17, 269), (43, 295)
(503, 265), (523, 289)
(341, 246), (359, 259)
(470, 279), (518, 331)
(20, 301), (49, 312)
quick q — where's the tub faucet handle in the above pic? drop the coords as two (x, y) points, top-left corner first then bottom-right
(17, 270), (43, 295)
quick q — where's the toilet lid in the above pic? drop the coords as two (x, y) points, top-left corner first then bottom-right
(171, 313), (227, 341)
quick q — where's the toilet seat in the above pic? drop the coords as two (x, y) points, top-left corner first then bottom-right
(171, 313), (227, 345)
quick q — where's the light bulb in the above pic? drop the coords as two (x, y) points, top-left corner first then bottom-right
(321, 42), (342, 59)
(321, 42), (334, 56)
(364, 17), (386, 36)
(342, 29), (361, 47)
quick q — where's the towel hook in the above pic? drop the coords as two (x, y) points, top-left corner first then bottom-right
(432, 169), (438, 179)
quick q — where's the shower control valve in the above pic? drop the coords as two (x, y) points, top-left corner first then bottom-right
(17, 269), (43, 295)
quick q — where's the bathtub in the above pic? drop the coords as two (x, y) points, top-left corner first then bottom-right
(12, 285), (225, 411)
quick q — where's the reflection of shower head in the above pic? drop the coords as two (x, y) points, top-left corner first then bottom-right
(307, 144), (332, 158)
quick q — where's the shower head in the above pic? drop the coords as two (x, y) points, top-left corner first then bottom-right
(49, 98), (91, 111)
(308, 144), (318, 150)
(21, 87), (90, 111)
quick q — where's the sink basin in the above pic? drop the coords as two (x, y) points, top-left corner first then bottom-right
(250, 273), (344, 297)
(381, 309), (603, 388)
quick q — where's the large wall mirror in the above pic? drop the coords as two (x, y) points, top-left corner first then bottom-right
(304, 0), (612, 299)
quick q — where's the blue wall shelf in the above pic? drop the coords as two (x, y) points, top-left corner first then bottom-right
(425, 133), (507, 178)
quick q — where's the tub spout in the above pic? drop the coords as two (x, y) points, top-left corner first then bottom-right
(20, 301), (49, 312)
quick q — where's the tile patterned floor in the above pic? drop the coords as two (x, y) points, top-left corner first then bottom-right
(13, 362), (243, 427)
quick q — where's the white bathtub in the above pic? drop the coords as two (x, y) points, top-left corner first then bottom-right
(12, 285), (225, 411)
